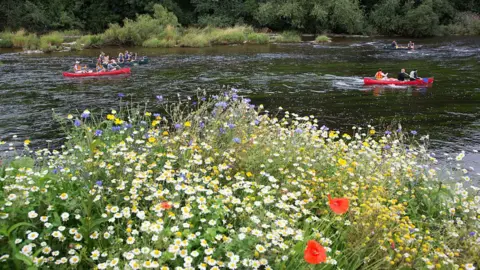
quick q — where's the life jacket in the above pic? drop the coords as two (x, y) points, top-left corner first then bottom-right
(74, 64), (81, 72)
(375, 72), (384, 80)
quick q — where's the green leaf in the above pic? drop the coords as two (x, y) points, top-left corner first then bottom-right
(7, 222), (36, 236)
(14, 252), (33, 266)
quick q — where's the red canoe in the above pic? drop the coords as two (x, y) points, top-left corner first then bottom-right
(63, 68), (131, 77)
(364, 77), (434, 85)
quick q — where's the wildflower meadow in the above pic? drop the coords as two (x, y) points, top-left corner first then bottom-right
(0, 90), (479, 269)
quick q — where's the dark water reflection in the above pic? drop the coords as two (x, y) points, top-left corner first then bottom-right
(0, 36), (479, 175)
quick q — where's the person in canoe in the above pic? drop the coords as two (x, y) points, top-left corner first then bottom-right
(375, 68), (388, 80)
(408, 41), (415, 50)
(409, 69), (421, 81)
(391, 40), (398, 49)
(103, 55), (110, 65)
(118, 53), (124, 63)
(125, 51), (130, 62)
(107, 60), (116, 71)
(397, 68), (410, 81)
(74, 61), (83, 73)
(96, 62), (106, 72)
(99, 52), (105, 63)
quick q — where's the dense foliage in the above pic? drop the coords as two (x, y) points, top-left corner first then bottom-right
(0, 90), (479, 269)
(0, 0), (479, 36)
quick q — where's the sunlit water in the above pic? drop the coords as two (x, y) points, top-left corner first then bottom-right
(1, 36), (479, 179)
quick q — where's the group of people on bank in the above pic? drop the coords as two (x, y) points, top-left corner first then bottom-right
(375, 68), (421, 81)
(73, 51), (138, 73)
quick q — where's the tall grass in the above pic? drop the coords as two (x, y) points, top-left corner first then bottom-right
(76, 34), (105, 48)
(39, 32), (64, 52)
(247, 32), (269, 44)
(274, 31), (302, 43)
(11, 30), (39, 50)
(315, 35), (331, 43)
(178, 30), (211, 47)
(0, 32), (14, 48)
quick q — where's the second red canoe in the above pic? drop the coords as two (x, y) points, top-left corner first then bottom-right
(364, 77), (434, 85)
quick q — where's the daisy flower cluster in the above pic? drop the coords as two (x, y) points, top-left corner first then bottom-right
(0, 89), (478, 269)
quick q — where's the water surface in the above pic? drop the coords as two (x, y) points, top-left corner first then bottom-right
(0, 36), (479, 174)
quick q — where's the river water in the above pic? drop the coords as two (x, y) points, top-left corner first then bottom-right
(0, 36), (479, 175)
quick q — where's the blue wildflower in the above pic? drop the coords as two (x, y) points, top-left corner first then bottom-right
(94, 130), (103, 136)
(153, 113), (161, 117)
(124, 123), (132, 129)
(469, 232), (476, 236)
(228, 123), (235, 129)
(156, 95), (163, 101)
(320, 125), (329, 131)
(212, 95), (219, 100)
(385, 130), (392, 135)
(254, 119), (260, 125)
(118, 93), (125, 98)
(199, 122), (205, 129)
(295, 128), (303, 134)
(192, 101), (197, 105)
(384, 144), (391, 150)
(219, 127), (225, 134)
(175, 123), (182, 129)
(112, 126), (121, 132)
(411, 130), (417, 135)
(233, 137), (241, 143)
(396, 127), (402, 132)
(201, 97), (206, 101)
(215, 101), (228, 109)
(243, 98), (251, 104)
(74, 119), (81, 127)
(81, 112), (90, 119)
(95, 180), (103, 186)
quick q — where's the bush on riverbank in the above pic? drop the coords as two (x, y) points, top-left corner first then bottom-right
(0, 90), (479, 269)
(39, 32), (64, 52)
(274, 31), (302, 43)
(315, 35), (332, 43)
(439, 12), (480, 36)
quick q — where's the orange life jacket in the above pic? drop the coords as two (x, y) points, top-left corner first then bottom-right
(375, 72), (384, 80)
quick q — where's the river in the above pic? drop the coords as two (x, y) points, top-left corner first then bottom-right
(0, 36), (479, 177)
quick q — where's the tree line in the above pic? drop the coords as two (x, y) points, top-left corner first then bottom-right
(1, 0), (479, 37)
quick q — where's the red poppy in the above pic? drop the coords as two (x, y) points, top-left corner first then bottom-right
(160, 201), (172, 210)
(328, 194), (349, 215)
(304, 240), (327, 264)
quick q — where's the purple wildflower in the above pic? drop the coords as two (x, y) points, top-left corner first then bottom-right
(81, 112), (90, 119)
(156, 95), (163, 101)
(233, 137), (241, 143)
(95, 180), (103, 186)
(112, 126), (121, 132)
(215, 101), (228, 109)
(228, 123), (235, 129)
(411, 130), (417, 135)
(201, 97), (206, 101)
(254, 119), (260, 125)
(74, 119), (81, 127)
(384, 144), (391, 150)
(219, 127), (225, 134)
(243, 98), (251, 104)
(199, 122), (205, 129)
(295, 128), (303, 134)
(385, 130), (392, 135)
(320, 125), (329, 131)
(94, 130), (103, 136)
(153, 113), (161, 117)
(118, 93), (125, 98)
(469, 232), (476, 237)
(175, 123), (182, 129)
(396, 127), (402, 132)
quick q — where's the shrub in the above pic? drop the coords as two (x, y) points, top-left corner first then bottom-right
(0, 32), (14, 48)
(142, 37), (176, 48)
(39, 32), (64, 52)
(247, 32), (269, 44)
(178, 31), (211, 47)
(76, 35), (105, 48)
(11, 31), (39, 50)
(274, 31), (302, 43)
(210, 26), (248, 44)
(315, 35), (331, 43)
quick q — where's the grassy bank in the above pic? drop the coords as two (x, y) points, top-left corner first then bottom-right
(0, 90), (478, 269)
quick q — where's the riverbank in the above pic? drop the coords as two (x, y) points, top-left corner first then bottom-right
(0, 90), (478, 269)
(0, 27), (331, 52)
